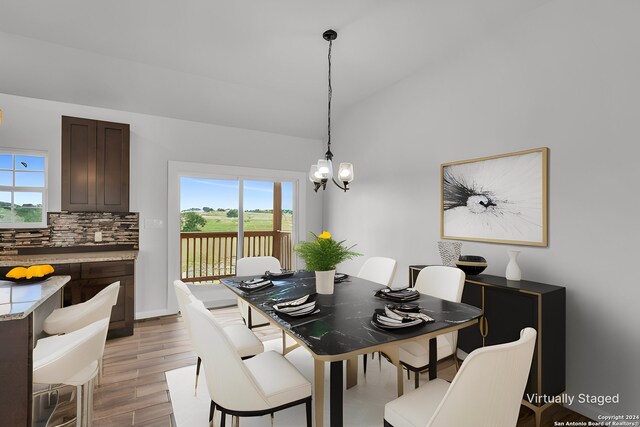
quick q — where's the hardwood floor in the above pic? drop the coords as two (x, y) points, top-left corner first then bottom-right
(49, 306), (590, 426)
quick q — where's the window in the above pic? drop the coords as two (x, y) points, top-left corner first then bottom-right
(0, 150), (47, 228)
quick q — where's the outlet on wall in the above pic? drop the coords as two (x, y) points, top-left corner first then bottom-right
(94, 231), (103, 242)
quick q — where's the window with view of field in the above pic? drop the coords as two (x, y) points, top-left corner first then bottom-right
(179, 177), (295, 282)
(179, 178), (293, 232)
(0, 151), (47, 228)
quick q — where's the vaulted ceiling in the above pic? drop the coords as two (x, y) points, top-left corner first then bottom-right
(0, 0), (549, 138)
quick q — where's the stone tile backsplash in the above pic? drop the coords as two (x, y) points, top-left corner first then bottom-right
(0, 212), (139, 254)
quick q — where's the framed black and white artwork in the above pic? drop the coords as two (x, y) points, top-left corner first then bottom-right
(440, 147), (548, 246)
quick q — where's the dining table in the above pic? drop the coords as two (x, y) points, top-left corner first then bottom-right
(221, 271), (482, 427)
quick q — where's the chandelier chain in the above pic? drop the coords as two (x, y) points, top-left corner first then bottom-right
(327, 39), (332, 155)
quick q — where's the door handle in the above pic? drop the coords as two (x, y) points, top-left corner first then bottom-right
(482, 317), (489, 338)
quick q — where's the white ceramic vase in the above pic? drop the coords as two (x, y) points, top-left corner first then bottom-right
(315, 269), (336, 294)
(505, 250), (522, 281)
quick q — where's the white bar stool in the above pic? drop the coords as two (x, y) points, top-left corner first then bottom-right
(33, 318), (110, 427)
(43, 281), (119, 384)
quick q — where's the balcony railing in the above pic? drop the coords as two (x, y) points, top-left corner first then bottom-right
(180, 230), (292, 282)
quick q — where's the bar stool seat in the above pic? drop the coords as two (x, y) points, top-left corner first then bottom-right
(34, 318), (110, 427)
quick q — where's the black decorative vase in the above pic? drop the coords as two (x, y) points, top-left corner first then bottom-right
(455, 255), (487, 275)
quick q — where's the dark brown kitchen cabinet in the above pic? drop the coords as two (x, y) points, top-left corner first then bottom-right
(0, 260), (135, 338)
(62, 116), (130, 212)
(44, 261), (134, 338)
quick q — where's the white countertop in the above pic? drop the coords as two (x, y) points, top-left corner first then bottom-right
(0, 250), (138, 267)
(0, 275), (71, 321)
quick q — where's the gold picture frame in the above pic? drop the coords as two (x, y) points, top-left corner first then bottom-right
(440, 147), (548, 247)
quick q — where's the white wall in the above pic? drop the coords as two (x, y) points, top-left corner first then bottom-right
(326, 0), (639, 419)
(0, 92), (324, 317)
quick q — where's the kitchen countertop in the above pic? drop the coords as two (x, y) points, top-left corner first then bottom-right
(0, 275), (71, 320)
(0, 250), (138, 267)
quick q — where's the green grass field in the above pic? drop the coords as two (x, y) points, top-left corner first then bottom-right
(180, 210), (293, 280)
(191, 210), (293, 232)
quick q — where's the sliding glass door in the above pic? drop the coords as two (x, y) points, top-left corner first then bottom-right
(179, 177), (296, 283)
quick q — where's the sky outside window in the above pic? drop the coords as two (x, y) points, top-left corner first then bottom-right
(180, 177), (292, 211)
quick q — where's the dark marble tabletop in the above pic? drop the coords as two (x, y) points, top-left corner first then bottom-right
(221, 272), (482, 357)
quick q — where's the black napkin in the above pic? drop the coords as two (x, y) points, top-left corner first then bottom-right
(374, 287), (420, 302)
(263, 270), (295, 280)
(238, 278), (273, 292)
(273, 294), (318, 317)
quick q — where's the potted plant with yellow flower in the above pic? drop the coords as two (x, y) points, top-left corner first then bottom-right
(294, 231), (361, 294)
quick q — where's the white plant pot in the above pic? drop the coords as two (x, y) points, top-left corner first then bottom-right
(315, 270), (336, 295)
(506, 250), (522, 281)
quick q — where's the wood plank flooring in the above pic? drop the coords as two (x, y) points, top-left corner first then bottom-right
(49, 306), (590, 426)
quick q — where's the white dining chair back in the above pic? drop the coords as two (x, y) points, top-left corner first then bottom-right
(357, 257), (397, 286)
(414, 266), (465, 302)
(429, 327), (537, 426)
(235, 256), (281, 328)
(397, 266), (466, 386)
(187, 302), (272, 411)
(174, 279), (263, 397)
(384, 328), (537, 427)
(173, 280), (196, 329)
(358, 256), (398, 375)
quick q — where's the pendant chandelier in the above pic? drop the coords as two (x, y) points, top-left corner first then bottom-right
(309, 29), (354, 192)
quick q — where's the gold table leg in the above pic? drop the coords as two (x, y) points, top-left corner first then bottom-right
(346, 357), (358, 389)
(314, 359), (324, 427)
(378, 345), (404, 397)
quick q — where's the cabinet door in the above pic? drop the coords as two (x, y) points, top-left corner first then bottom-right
(484, 287), (539, 396)
(62, 116), (97, 211)
(484, 287), (537, 346)
(458, 282), (483, 354)
(77, 276), (133, 336)
(96, 121), (130, 212)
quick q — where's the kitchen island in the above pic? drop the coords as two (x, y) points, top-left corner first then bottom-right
(0, 275), (71, 426)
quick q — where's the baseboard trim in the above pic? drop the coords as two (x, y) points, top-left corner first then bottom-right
(135, 308), (174, 320)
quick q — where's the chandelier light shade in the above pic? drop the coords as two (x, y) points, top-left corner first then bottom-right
(309, 29), (353, 192)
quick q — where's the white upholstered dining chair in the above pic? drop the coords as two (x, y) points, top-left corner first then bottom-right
(357, 257), (398, 287)
(357, 256), (398, 374)
(235, 256), (282, 328)
(173, 280), (263, 394)
(384, 327), (537, 427)
(398, 266), (465, 388)
(187, 301), (312, 427)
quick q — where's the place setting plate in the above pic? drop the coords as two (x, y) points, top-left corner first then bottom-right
(237, 277), (274, 292)
(272, 294), (319, 318)
(371, 304), (435, 331)
(374, 287), (420, 302)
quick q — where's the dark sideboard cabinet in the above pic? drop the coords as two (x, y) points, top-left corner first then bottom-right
(409, 266), (565, 426)
(62, 116), (130, 212)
